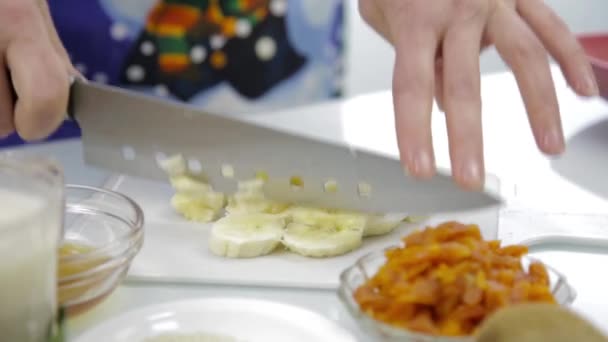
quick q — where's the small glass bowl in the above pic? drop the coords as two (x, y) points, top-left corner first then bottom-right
(58, 184), (144, 316)
(338, 249), (577, 342)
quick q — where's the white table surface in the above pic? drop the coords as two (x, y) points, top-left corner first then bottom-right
(6, 65), (608, 340)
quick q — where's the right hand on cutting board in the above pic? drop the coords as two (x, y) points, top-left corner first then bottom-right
(359, 0), (599, 190)
(0, 0), (76, 141)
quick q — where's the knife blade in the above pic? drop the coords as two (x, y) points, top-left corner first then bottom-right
(67, 80), (503, 214)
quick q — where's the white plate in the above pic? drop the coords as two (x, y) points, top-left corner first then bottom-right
(73, 297), (358, 342)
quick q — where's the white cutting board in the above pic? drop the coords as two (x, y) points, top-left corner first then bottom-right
(107, 174), (500, 289)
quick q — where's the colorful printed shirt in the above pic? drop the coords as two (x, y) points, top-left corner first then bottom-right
(0, 0), (344, 146)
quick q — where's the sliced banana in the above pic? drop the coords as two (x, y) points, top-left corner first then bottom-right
(159, 170), (434, 258)
(404, 215), (429, 223)
(226, 178), (290, 215)
(231, 189), (265, 203)
(226, 197), (290, 215)
(157, 154), (188, 176)
(236, 178), (265, 193)
(208, 213), (286, 258)
(282, 221), (364, 258)
(288, 207), (367, 230)
(169, 175), (212, 195)
(225, 197), (267, 215)
(333, 212), (368, 231)
(286, 206), (332, 226)
(363, 214), (405, 237)
(171, 192), (224, 223)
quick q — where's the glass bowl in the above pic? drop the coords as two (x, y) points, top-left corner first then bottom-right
(338, 249), (577, 342)
(58, 184), (144, 316)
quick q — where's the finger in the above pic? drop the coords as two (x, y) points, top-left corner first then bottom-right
(487, 4), (564, 155)
(39, 1), (83, 82)
(37, 0), (69, 62)
(517, 0), (598, 97)
(6, 38), (69, 141)
(392, 26), (438, 178)
(442, 27), (486, 189)
(358, 0), (393, 43)
(37, 0), (81, 77)
(442, 12), (486, 190)
(0, 60), (15, 137)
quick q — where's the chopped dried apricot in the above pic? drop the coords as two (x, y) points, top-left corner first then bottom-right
(407, 309), (437, 334)
(497, 245), (529, 257)
(529, 261), (550, 286)
(439, 319), (463, 336)
(353, 221), (557, 337)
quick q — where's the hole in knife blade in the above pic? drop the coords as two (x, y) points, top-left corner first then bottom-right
(255, 170), (269, 182)
(357, 182), (372, 197)
(290, 176), (304, 190)
(324, 179), (338, 193)
(121, 146), (136, 160)
(187, 158), (202, 173)
(221, 164), (235, 178)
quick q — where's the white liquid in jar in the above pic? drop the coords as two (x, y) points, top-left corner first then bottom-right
(0, 188), (61, 342)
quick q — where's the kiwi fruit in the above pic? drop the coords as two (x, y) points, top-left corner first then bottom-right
(475, 303), (607, 342)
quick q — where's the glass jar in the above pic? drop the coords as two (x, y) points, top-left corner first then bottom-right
(0, 154), (64, 342)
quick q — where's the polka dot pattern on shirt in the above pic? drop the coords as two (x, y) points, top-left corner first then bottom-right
(270, 0), (287, 17)
(210, 35), (226, 50)
(140, 41), (155, 56)
(235, 19), (252, 38)
(190, 45), (207, 64)
(110, 22), (129, 41)
(255, 36), (277, 61)
(126, 65), (145, 82)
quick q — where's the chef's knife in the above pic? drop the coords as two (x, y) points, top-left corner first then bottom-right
(67, 80), (502, 214)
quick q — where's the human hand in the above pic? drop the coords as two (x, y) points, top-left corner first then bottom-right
(359, 0), (598, 190)
(0, 0), (76, 141)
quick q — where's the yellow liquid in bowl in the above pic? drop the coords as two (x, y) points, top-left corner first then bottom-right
(57, 243), (113, 314)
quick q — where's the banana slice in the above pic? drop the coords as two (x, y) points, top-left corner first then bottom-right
(208, 213), (286, 258)
(236, 178), (265, 193)
(286, 206), (332, 226)
(404, 215), (429, 223)
(225, 197), (268, 215)
(282, 219), (364, 258)
(169, 175), (213, 195)
(226, 197), (290, 215)
(363, 214), (405, 237)
(288, 207), (367, 230)
(232, 190), (264, 201)
(157, 154), (188, 176)
(333, 212), (368, 231)
(171, 192), (225, 222)
(226, 178), (290, 215)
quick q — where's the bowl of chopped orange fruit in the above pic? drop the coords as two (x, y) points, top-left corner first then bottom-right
(58, 184), (144, 316)
(338, 221), (576, 341)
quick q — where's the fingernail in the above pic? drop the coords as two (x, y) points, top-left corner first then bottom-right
(411, 151), (434, 178)
(542, 129), (565, 154)
(459, 161), (483, 190)
(577, 69), (599, 96)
